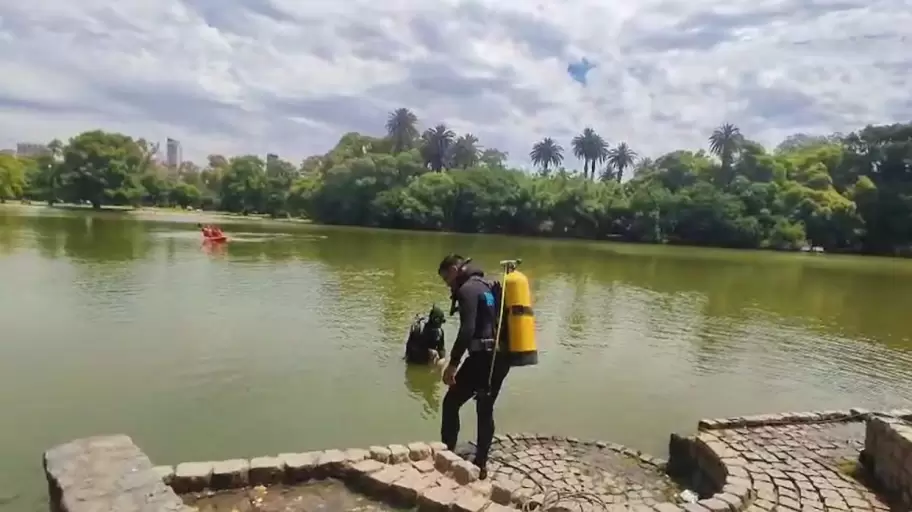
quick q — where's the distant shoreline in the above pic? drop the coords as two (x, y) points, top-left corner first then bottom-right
(0, 201), (312, 223)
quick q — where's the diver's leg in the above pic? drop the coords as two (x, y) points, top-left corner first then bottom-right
(473, 355), (511, 479)
(440, 360), (477, 450)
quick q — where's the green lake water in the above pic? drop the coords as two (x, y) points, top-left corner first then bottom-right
(1, 205), (911, 510)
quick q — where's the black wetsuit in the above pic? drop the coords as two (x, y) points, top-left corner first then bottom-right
(441, 264), (510, 472)
(405, 318), (445, 364)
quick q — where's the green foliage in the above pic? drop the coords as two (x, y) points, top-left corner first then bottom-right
(8, 112), (912, 255)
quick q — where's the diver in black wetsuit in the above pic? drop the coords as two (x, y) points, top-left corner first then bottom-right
(405, 305), (447, 365)
(437, 254), (511, 480)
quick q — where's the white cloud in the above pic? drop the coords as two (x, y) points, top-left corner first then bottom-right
(0, 0), (910, 166)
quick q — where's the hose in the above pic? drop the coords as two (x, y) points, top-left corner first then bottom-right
(493, 458), (613, 512)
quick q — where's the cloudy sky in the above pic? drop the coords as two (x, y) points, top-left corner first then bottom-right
(0, 0), (909, 166)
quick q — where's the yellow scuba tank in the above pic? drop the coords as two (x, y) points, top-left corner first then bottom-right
(497, 260), (538, 367)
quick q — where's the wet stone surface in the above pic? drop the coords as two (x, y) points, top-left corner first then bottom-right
(481, 436), (682, 508)
(182, 480), (398, 512)
(703, 421), (895, 511)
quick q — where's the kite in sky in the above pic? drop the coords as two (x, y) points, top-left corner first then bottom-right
(567, 58), (596, 86)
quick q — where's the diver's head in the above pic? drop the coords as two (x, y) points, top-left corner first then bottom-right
(437, 254), (467, 289)
(427, 304), (446, 327)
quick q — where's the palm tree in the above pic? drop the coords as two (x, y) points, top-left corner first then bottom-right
(605, 142), (637, 183)
(450, 134), (480, 169)
(420, 124), (456, 172)
(571, 128), (608, 179)
(529, 137), (564, 175)
(479, 148), (508, 169)
(633, 157), (656, 178)
(708, 123), (743, 179)
(385, 108), (419, 153)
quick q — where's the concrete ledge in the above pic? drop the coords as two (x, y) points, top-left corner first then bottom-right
(43, 435), (191, 512)
(861, 416), (912, 509)
(47, 410), (908, 512)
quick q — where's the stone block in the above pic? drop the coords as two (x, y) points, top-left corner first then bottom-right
(485, 503), (513, 512)
(317, 449), (347, 477)
(248, 456), (283, 485)
(279, 451), (319, 483)
(418, 486), (458, 512)
(453, 490), (489, 512)
(715, 492), (742, 509)
(44, 435), (187, 512)
(469, 479), (493, 497)
(210, 459), (250, 490)
(173, 461), (214, 493)
(391, 470), (435, 505)
(408, 442), (432, 461)
(153, 465), (174, 485)
(434, 450), (463, 473)
(389, 444), (410, 463)
(429, 441), (448, 454)
(412, 459), (436, 474)
(681, 504), (710, 512)
(365, 464), (409, 496)
(452, 460), (480, 484)
(343, 448), (370, 466)
(653, 504), (685, 512)
(491, 478), (519, 504)
(370, 445), (392, 463)
(696, 498), (729, 512)
(350, 458), (386, 476)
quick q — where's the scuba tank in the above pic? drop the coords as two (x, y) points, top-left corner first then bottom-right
(448, 258), (539, 367)
(497, 259), (538, 367)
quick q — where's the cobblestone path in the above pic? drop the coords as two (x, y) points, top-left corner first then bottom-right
(701, 421), (894, 511)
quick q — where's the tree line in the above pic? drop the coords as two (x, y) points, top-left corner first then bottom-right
(1, 109), (911, 255)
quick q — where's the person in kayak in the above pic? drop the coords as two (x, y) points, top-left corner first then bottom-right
(437, 254), (511, 480)
(197, 223), (212, 237)
(405, 305), (447, 366)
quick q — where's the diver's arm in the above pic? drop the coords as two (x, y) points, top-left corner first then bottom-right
(448, 289), (477, 367)
(435, 329), (445, 358)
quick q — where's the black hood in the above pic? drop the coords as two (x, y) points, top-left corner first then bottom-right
(448, 262), (486, 316)
(453, 262), (485, 289)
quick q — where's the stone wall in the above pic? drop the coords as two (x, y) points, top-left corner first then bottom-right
(666, 408), (912, 512)
(43, 435), (191, 512)
(44, 408), (912, 512)
(861, 415), (912, 509)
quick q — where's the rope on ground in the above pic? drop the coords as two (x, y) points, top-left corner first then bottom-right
(492, 459), (612, 512)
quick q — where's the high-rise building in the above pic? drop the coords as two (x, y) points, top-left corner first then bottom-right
(166, 138), (182, 170)
(16, 142), (50, 158)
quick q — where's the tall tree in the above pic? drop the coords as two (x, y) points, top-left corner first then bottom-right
(571, 128), (609, 179)
(0, 154), (26, 202)
(385, 108), (419, 153)
(56, 130), (147, 208)
(450, 134), (480, 169)
(420, 124), (456, 172)
(605, 142), (638, 183)
(530, 137), (564, 175)
(479, 148), (508, 169)
(709, 123), (744, 184)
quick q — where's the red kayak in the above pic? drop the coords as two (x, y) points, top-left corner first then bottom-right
(203, 235), (228, 243)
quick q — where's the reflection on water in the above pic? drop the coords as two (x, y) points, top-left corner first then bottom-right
(403, 364), (444, 419)
(1, 207), (912, 511)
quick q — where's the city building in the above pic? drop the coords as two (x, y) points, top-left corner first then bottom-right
(166, 138), (182, 170)
(16, 142), (50, 158)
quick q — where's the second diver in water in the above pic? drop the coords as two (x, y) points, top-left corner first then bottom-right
(404, 305), (447, 366)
